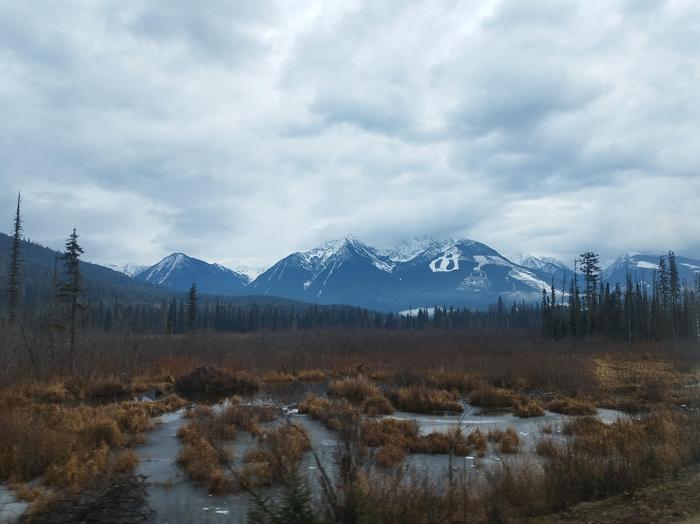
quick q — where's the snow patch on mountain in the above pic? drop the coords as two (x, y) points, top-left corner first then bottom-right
(105, 263), (147, 277)
(381, 236), (438, 262)
(140, 253), (187, 285)
(429, 248), (460, 272)
(635, 261), (657, 270)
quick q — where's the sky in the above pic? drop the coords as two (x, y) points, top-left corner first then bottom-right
(1, 0), (699, 270)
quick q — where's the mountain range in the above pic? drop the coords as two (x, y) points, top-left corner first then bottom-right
(126, 236), (700, 312)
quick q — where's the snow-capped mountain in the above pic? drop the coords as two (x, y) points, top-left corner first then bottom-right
(508, 253), (573, 285)
(603, 252), (700, 288)
(108, 240), (700, 312)
(105, 263), (147, 277)
(251, 237), (554, 310)
(135, 253), (249, 295)
(226, 263), (267, 282)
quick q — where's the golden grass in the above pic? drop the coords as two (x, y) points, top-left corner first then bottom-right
(0, 393), (185, 491)
(488, 428), (520, 454)
(546, 397), (597, 416)
(425, 370), (481, 393)
(241, 423), (311, 485)
(515, 400), (546, 418)
(362, 419), (488, 460)
(296, 369), (327, 382)
(469, 385), (518, 408)
(299, 394), (361, 438)
(261, 371), (296, 383)
(328, 375), (382, 403)
(361, 395), (395, 416)
(389, 386), (464, 413)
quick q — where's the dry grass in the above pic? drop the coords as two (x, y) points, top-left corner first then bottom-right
(296, 369), (327, 381)
(389, 386), (464, 413)
(299, 394), (361, 439)
(488, 428), (520, 454)
(546, 397), (597, 416)
(242, 423), (311, 486)
(261, 370), (296, 382)
(515, 400), (546, 418)
(328, 375), (382, 403)
(361, 419), (488, 461)
(360, 395), (394, 416)
(0, 393), (185, 491)
(425, 370), (481, 393)
(469, 385), (518, 408)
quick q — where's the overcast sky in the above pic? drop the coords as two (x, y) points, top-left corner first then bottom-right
(1, 1), (699, 269)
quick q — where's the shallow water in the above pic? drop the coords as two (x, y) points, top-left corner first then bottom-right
(0, 485), (28, 524)
(135, 394), (628, 523)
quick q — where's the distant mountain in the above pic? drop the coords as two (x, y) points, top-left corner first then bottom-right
(251, 236), (554, 310)
(603, 252), (700, 288)
(135, 253), (249, 295)
(97, 238), (700, 313)
(104, 263), (147, 277)
(509, 253), (574, 285)
(0, 233), (168, 307)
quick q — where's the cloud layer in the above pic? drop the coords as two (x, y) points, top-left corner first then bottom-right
(1, 0), (699, 268)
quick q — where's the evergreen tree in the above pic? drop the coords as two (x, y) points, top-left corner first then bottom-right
(6, 193), (23, 324)
(186, 282), (198, 332)
(668, 250), (680, 337)
(578, 251), (601, 335)
(59, 228), (84, 371)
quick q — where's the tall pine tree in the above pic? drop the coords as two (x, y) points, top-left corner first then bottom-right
(6, 193), (23, 324)
(186, 282), (198, 332)
(59, 228), (84, 371)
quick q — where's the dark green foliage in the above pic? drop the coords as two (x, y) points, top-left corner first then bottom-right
(6, 193), (22, 324)
(186, 282), (198, 332)
(59, 229), (84, 364)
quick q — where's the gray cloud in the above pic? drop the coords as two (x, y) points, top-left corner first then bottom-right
(0, 0), (698, 269)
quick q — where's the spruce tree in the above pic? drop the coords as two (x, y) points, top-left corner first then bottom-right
(6, 193), (23, 324)
(186, 282), (198, 332)
(59, 228), (84, 371)
(578, 252), (600, 335)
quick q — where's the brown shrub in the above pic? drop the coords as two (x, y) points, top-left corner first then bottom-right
(297, 369), (326, 382)
(562, 416), (606, 436)
(299, 394), (360, 438)
(546, 396), (597, 416)
(469, 386), (518, 408)
(0, 396), (180, 490)
(176, 436), (230, 484)
(535, 438), (558, 457)
(113, 450), (139, 474)
(261, 371), (296, 383)
(238, 462), (272, 488)
(243, 423), (311, 484)
(514, 400), (545, 418)
(488, 428), (520, 454)
(174, 366), (260, 396)
(426, 370), (481, 393)
(328, 376), (382, 403)
(389, 386), (463, 413)
(375, 445), (406, 467)
(362, 419), (419, 449)
(361, 395), (395, 416)
(467, 429), (488, 456)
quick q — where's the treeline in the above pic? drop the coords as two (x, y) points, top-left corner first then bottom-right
(2, 195), (699, 342)
(541, 251), (699, 341)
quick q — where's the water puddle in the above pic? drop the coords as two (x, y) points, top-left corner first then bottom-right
(134, 393), (628, 523)
(0, 485), (28, 524)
